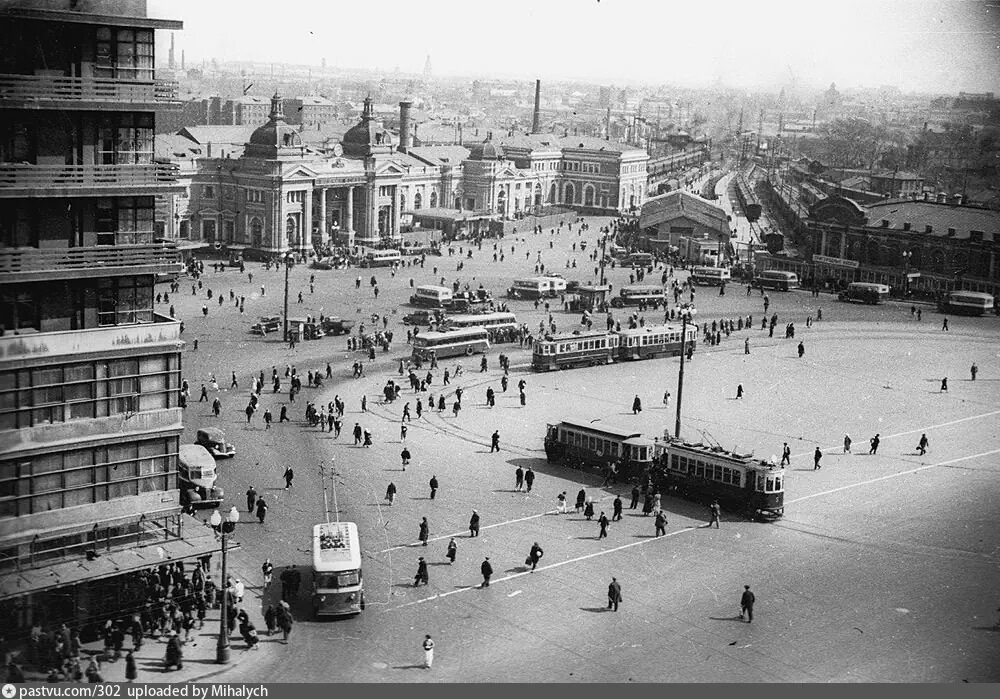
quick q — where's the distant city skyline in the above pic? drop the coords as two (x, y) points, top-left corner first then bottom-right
(149, 0), (1000, 94)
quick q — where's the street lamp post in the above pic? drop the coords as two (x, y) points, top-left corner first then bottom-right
(282, 252), (294, 343)
(901, 250), (912, 297)
(674, 306), (697, 440)
(210, 506), (240, 664)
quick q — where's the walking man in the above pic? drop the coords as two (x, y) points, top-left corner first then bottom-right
(971, 362), (978, 381)
(843, 434), (852, 453)
(607, 577), (622, 612)
(246, 486), (257, 513)
(940, 377), (948, 392)
(942, 317), (949, 331)
(353, 422), (363, 445)
(740, 585), (755, 623)
(255, 497), (268, 524)
(917, 433), (929, 456)
(708, 500), (721, 528)
(797, 341), (805, 358)
(490, 430), (500, 453)
(813, 447), (822, 470)
(524, 467), (535, 492)
(869, 433), (881, 455)
(429, 475), (438, 500)
(780, 443), (791, 466)
(446, 538), (457, 564)
(480, 557), (493, 587)
(418, 517), (429, 546)
(736, 383), (744, 399)
(422, 635), (435, 669)
(745, 337), (750, 354)
(632, 394), (642, 414)
(413, 557), (429, 587)
(654, 510), (667, 537)
(629, 484), (640, 509)
(597, 511), (610, 539)
(283, 466), (294, 489)
(612, 495), (623, 522)
(527, 542), (543, 571)
(385, 482), (396, 505)
(469, 510), (480, 537)
(515, 466), (524, 491)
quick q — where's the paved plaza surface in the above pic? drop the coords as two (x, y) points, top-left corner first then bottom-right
(168, 214), (1000, 682)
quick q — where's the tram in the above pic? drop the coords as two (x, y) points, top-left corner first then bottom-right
(531, 323), (696, 371)
(543, 421), (654, 479)
(651, 440), (785, 521)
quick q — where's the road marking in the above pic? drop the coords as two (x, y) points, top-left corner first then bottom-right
(507, 590), (523, 598)
(785, 448), (1000, 505)
(391, 526), (697, 610)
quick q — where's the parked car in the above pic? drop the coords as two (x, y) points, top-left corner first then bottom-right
(402, 309), (445, 326)
(196, 427), (236, 458)
(320, 317), (355, 335)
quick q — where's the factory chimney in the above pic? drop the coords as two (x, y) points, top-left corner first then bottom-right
(168, 33), (175, 70)
(531, 79), (542, 134)
(398, 100), (413, 153)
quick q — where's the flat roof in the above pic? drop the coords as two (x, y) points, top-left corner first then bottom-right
(312, 522), (361, 570)
(553, 419), (642, 440)
(3, 6), (183, 29)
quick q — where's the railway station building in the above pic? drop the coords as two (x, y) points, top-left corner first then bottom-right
(636, 190), (730, 259)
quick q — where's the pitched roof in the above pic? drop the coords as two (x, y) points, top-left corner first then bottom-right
(639, 190), (729, 232)
(408, 145), (472, 166)
(177, 125), (257, 146)
(155, 134), (203, 160)
(558, 135), (646, 155)
(864, 200), (999, 241)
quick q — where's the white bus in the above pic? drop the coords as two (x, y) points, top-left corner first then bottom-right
(754, 270), (800, 291)
(938, 290), (995, 316)
(358, 249), (402, 267)
(410, 285), (453, 308)
(442, 312), (518, 335)
(690, 266), (731, 286)
(178, 444), (224, 509)
(508, 277), (567, 299)
(412, 327), (490, 360)
(312, 522), (364, 617)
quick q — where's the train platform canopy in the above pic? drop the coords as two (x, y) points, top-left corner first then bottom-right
(0, 513), (220, 601)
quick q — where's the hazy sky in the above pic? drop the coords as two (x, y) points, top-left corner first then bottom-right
(149, 0), (1000, 93)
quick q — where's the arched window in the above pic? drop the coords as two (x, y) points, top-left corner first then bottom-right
(286, 216), (298, 247)
(430, 190), (438, 208)
(549, 182), (557, 204)
(414, 192), (423, 210)
(497, 189), (507, 214)
(584, 185), (595, 207)
(400, 193), (407, 211)
(534, 183), (543, 208)
(564, 182), (575, 205)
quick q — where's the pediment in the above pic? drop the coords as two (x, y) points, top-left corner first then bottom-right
(376, 161), (406, 177)
(285, 166), (319, 179)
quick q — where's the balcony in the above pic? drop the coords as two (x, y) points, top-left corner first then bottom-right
(0, 242), (183, 283)
(0, 73), (180, 110)
(0, 162), (180, 198)
(0, 313), (181, 364)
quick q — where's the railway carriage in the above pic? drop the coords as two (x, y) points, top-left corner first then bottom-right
(652, 440), (784, 521)
(544, 421), (655, 479)
(532, 329), (618, 370)
(617, 323), (695, 361)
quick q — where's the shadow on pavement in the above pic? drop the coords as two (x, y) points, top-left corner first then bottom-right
(579, 607), (610, 613)
(708, 616), (746, 623)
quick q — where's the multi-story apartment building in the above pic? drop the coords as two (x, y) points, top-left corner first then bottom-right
(0, 0), (216, 638)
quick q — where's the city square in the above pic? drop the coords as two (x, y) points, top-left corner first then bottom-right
(2, 0), (999, 686)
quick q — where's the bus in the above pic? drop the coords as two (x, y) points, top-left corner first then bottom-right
(410, 285), (453, 308)
(442, 312), (518, 337)
(412, 327), (490, 360)
(690, 266), (732, 286)
(938, 290), (995, 316)
(628, 252), (653, 268)
(838, 282), (890, 305)
(178, 444), (224, 509)
(508, 277), (566, 299)
(754, 270), (800, 291)
(358, 249), (402, 267)
(610, 285), (666, 308)
(312, 522), (365, 617)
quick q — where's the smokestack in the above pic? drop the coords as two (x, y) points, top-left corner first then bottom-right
(398, 100), (413, 153)
(531, 79), (541, 134)
(169, 33), (175, 70)
(605, 107), (611, 139)
(181, 50), (185, 71)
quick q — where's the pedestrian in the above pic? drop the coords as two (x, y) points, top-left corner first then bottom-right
(597, 511), (609, 539)
(654, 510), (667, 537)
(515, 466), (524, 491)
(446, 538), (457, 564)
(400, 447), (411, 469)
(740, 585), (755, 622)
(797, 341), (805, 358)
(261, 558), (273, 588)
(916, 433), (929, 456)
(283, 466), (294, 489)
(557, 491), (568, 514)
(280, 405), (289, 423)
(971, 362), (978, 381)
(612, 495), (623, 521)
(629, 484), (640, 509)
(246, 486), (257, 513)
(942, 317), (949, 331)
(490, 430), (500, 453)
(662, 389), (670, 408)
(869, 433), (881, 455)
(255, 497), (267, 524)
(480, 557), (493, 587)
(469, 510), (480, 537)
(419, 517), (429, 546)
(263, 408), (272, 428)
(708, 500), (721, 528)
(844, 434), (852, 453)
(575, 489), (586, 513)
(212, 396), (221, 417)
(745, 337), (750, 354)
(607, 577), (622, 612)
(780, 443), (791, 466)
(940, 377), (948, 392)
(422, 635), (435, 669)
(429, 475), (438, 500)
(413, 557), (429, 586)
(632, 394), (642, 414)
(736, 383), (744, 399)
(813, 447), (822, 470)
(385, 482), (396, 505)
(584, 498), (595, 520)
(524, 467), (535, 492)
(527, 542), (543, 571)
(353, 422), (362, 445)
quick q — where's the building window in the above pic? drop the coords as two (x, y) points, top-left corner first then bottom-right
(0, 290), (38, 334)
(414, 192), (423, 210)
(96, 114), (153, 165)
(203, 186), (215, 198)
(246, 190), (265, 204)
(430, 191), (438, 208)
(201, 219), (216, 243)
(95, 197), (155, 245)
(95, 27), (154, 81)
(178, 220), (190, 240)
(96, 276), (153, 326)
(224, 220), (235, 243)
(249, 217), (263, 247)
